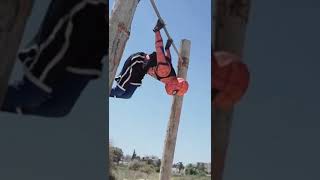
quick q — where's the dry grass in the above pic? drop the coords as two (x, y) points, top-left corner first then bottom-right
(112, 166), (211, 180)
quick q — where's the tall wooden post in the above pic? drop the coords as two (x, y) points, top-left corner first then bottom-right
(212, 0), (251, 180)
(108, 0), (139, 93)
(0, 0), (33, 108)
(159, 39), (191, 180)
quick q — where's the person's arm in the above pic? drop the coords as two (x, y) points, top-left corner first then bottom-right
(165, 39), (173, 61)
(155, 31), (166, 63)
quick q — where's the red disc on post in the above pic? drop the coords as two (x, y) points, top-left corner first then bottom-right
(213, 51), (250, 109)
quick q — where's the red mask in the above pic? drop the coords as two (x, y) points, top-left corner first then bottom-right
(165, 77), (189, 96)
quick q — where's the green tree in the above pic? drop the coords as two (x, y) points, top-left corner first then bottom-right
(185, 164), (198, 175)
(156, 159), (161, 167)
(108, 142), (116, 179)
(196, 163), (206, 172)
(146, 158), (154, 165)
(110, 146), (123, 164)
(131, 149), (137, 160)
(177, 162), (184, 173)
(140, 164), (156, 176)
(128, 159), (144, 171)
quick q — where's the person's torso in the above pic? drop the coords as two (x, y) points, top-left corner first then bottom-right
(146, 56), (176, 81)
(119, 52), (149, 85)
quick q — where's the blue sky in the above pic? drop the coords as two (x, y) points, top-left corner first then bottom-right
(109, 0), (211, 164)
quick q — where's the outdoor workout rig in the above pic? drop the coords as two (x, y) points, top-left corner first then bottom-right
(109, 0), (191, 179)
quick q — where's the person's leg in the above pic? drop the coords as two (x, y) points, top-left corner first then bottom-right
(22, 72), (91, 117)
(154, 31), (172, 78)
(110, 86), (126, 98)
(109, 84), (138, 99)
(155, 31), (166, 63)
(1, 77), (50, 114)
(119, 85), (138, 99)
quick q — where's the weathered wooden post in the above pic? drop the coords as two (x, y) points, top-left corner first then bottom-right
(213, 0), (251, 179)
(108, 0), (140, 93)
(159, 39), (191, 180)
(0, 0), (34, 108)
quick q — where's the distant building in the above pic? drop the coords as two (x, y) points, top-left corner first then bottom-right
(122, 155), (131, 163)
(172, 167), (180, 175)
(141, 155), (161, 166)
(196, 162), (211, 174)
(171, 162), (185, 175)
(205, 163), (211, 174)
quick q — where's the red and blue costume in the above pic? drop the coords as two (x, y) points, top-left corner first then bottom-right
(212, 51), (250, 109)
(110, 19), (188, 99)
(1, 0), (107, 117)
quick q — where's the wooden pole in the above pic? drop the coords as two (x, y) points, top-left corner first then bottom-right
(159, 39), (191, 180)
(212, 0), (251, 179)
(0, 0), (34, 108)
(108, 0), (140, 93)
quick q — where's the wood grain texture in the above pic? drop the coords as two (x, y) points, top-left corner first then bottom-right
(108, 0), (139, 93)
(159, 39), (191, 180)
(213, 0), (251, 179)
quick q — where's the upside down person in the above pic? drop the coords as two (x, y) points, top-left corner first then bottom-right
(212, 51), (250, 110)
(1, 0), (108, 117)
(109, 20), (189, 99)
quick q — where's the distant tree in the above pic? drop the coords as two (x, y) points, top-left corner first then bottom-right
(155, 166), (160, 173)
(153, 159), (161, 173)
(172, 163), (177, 168)
(195, 163), (208, 176)
(123, 155), (131, 162)
(177, 162), (184, 173)
(185, 164), (197, 175)
(197, 170), (207, 176)
(108, 142), (116, 179)
(131, 149), (137, 160)
(110, 146), (123, 164)
(128, 159), (144, 171)
(185, 163), (193, 169)
(155, 159), (161, 168)
(146, 158), (154, 165)
(196, 163), (206, 172)
(140, 164), (156, 176)
(109, 175), (116, 180)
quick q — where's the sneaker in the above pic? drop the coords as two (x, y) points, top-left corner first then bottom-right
(153, 19), (165, 32)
